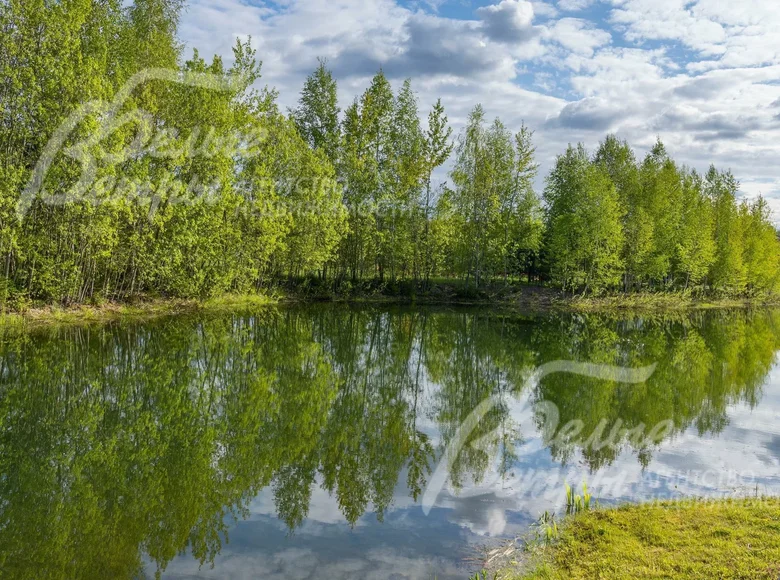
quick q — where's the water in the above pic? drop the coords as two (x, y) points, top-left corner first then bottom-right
(2, 305), (780, 579)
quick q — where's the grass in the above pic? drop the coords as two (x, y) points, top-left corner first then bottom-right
(513, 498), (780, 580)
(566, 292), (763, 312)
(0, 293), (277, 328)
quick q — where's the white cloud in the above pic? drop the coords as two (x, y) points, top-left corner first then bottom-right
(608, 0), (780, 70)
(547, 18), (612, 56)
(531, 1), (559, 18)
(476, 0), (538, 43)
(546, 96), (634, 131)
(557, 0), (594, 11)
(609, 0), (727, 55)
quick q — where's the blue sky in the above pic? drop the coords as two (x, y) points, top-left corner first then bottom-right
(178, 0), (780, 213)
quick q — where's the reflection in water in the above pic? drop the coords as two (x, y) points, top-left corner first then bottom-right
(1, 306), (779, 578)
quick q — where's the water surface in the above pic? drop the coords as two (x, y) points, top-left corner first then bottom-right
(2, 305), (779, 579)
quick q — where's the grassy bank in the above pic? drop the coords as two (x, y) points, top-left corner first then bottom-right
(0, 294), (277, 328)
(280, 278), (779, 311)
(493, 498), (780, 580)
(1, 282), (778, 327)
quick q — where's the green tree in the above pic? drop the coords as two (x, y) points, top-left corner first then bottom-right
(707, 166), (746, 293)
(675, 169), (716, 289)
(386, 78), (425, 280)
(290, 58), (340, 166)
(420, 99), (453, 284)
(635, 141), (683, 288)
(543, 144), (624, 292)
(742, 196), (780, 294)
(500, 124), (542, 281)
(451, 105), (518, 286)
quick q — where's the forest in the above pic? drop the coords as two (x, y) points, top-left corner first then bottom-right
(1, 0), (779, 308)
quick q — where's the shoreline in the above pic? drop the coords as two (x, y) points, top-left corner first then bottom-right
(1, 286), (778, 328)
(0, 294), (278, 328)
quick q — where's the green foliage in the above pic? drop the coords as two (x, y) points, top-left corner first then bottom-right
(543, 145), (624, 292)
(450, 106), (543, 287)
(543, 137), (780, 296)
(565, 482), (592, 515)
(531, 511), (560, 545)
(707, 166), (747, 293)
(290, 57), (340, 166)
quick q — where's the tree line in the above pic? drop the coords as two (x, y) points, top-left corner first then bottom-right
(1, 0), (778, 308)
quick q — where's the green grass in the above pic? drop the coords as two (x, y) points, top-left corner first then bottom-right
(565, 292), (764, 312)
(516, 498), (780, 579)
(0, 293), (276, 328)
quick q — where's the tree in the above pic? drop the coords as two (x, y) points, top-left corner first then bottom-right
(2, 2), (779, 305)
(635, 140), (683, 288)
(450, 105), (509, 287)
(742, 196), (780, 294)
(361, 70), (396, 281)
(501, 124), (542, 282)
(674, 169), (716, 288)
(420, 99), (453, 283)
(707, 166), (746, 293)
(290, 58), (340, 167)
(338, 99), (375, 281)
(594, 135), (640, 290)
(543, 144), (624, 292)
(386, 78), (425, 281)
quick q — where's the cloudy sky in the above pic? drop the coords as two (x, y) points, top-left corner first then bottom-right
(178, 0), (780, 213)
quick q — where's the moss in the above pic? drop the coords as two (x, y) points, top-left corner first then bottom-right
(516, 498), (780, 580)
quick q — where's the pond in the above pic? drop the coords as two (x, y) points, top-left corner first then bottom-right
(1, 305), (780, 579)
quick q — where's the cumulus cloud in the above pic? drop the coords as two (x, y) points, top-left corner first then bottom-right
(547, 18), (611, 56)
(476, 0), (539, 43)
(545, 97), (631, 131)
(557, 0), (594, 11)
(531, 1), (559, 18)
(330, 14), (517, 80)
(608, 0), (780, 71)
(652, 107), (763, 142)
(609, 0), (727, 55)
(672, 75), (733, 100)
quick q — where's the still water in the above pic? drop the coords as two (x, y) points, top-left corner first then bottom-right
(1, 305), (780, 579)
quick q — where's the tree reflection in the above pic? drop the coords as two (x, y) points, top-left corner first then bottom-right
(0, 306), (778, 578)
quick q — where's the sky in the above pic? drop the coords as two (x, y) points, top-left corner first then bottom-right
(177, 0), (780, 214)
